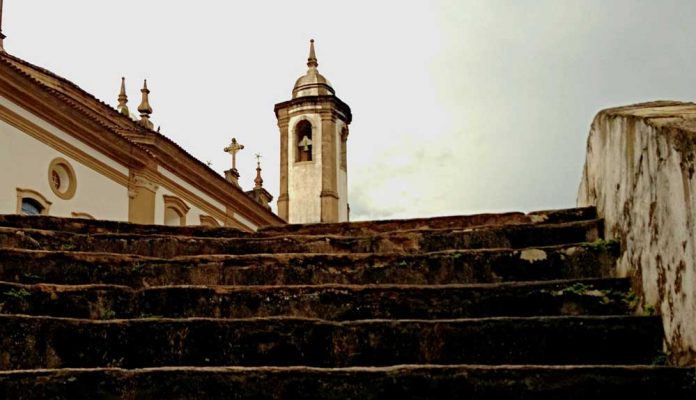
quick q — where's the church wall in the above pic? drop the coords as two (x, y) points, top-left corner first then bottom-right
(336, 120), (348, 222)
(0, 98), (128, 220)
(156, 166), (253, 229)
(155, 185), (216, 227)
(232, 213), (257, 232)
(0, 96), (130, 176)
(287, 114), (322, 224)
(157, 166), (227, 211)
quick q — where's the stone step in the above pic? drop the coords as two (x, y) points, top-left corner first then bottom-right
(0, 207), (597, 238)
(0, 244), (618, 287)
(0, 278), (634, 320)
(0, 315), (662, 370)
(2, 366), (694, 399)
(0, 214), (249, 237)
(0, 219), (603, 258)
(259, 207), (598, 236)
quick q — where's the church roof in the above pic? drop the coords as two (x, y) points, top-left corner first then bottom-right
(0, 52), (147, 148)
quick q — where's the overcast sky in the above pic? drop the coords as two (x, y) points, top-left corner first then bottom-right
(4, 1), (696, 220)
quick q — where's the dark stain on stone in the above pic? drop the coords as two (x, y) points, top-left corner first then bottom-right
(656, 255), (666, 305)
(674, 260), (686, 295)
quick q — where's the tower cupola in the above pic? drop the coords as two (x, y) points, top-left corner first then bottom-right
(292, 39), (335, 98)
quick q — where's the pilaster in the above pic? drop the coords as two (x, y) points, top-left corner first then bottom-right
(128, 173), (158, 224)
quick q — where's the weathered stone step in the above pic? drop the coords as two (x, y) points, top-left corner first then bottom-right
(259, 207), (598, 236)
(0, 214), (249, 237)
(0, 219), (602, 257)
(2, 365), (694, 400)
(0, 278), (634, 320)
(0, 315), (662, 369)
(0, 207), (596, 238)
(0, 244), (618, 287)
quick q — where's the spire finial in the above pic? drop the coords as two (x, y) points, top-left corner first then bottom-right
(0, 0), (7, 52)
(117, 77), (130, 116)
(254, 153), (264, 189)
(307, 39), (318, 68)
(137, 79), (153, 129)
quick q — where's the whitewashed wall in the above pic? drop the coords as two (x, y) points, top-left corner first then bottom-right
(0, 97), (129, 220)
(287, 114), (322, 223)
(578, 104), (696, 366)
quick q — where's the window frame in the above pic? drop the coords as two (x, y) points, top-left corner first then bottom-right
(163, 195), (190, 226)
(48, 157), (78, 200)
(16, 188), (52, 215)
(294, 119), (314, 163)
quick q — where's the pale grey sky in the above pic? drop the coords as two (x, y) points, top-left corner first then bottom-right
(4, 1), (696, 220)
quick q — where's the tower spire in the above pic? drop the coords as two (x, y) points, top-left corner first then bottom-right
(307, 39), (318, 68)
(0, 0), (7, 52)
(254, 153), (264, 189)
(137, 79), (153, 129)
(117, 77), (130, 116)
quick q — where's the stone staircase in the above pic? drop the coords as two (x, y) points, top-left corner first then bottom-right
(0, 207), (694, 399)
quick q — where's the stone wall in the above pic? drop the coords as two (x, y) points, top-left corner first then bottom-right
(578, 101), (696, 365)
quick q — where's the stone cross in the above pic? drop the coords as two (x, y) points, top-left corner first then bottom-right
(224, 138), (244, 170)
(298, 136), (313, 152)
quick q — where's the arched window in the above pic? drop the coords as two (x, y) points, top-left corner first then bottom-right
(163, 195), (190, 226)
(295, 120), (313, 162)
(16, 188), (52, 216)
(164, 207), (183, 226)
(199, 215), (221, 227)
(21, 198), (44, 215)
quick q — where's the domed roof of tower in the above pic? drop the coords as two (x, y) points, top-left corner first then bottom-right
(292, 39), (335, 99)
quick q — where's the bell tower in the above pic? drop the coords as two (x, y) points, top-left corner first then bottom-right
(275, 40), (352, 223)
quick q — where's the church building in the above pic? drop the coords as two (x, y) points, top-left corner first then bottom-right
(0, 3), (351, 229)
(0, 23), (285, 230)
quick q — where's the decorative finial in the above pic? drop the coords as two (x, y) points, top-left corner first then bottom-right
(117, 77), (130, 116)
(254, 153), (263, 189)
(307, 39), (318, 68)
(223, 138), (245, 171)
(0, 0), (6, 52)
(137, 79), (153, 129)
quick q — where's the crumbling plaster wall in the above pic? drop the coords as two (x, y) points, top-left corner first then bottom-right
(578, 101), (696, 365)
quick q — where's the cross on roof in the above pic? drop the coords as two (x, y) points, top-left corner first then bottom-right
(223, 138), (244, 170)
(298, 136), (313, 152)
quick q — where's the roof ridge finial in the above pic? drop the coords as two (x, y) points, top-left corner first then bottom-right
(137, 79), (154, 129)
(0, 0), (6, 52)
(307, 39), (318, 69)
(254, 153), (263, 189)
(117, 77), (130, 116)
